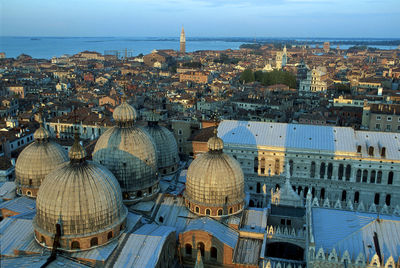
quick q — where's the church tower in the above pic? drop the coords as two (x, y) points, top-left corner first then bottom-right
(180, 27), (186, 54)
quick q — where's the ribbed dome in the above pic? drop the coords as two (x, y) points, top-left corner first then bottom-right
(184, 135), (245, 217)
(15, 125), (68, 198)
(93, 126), (158, 203)
(113, 95), (137, 126)
(33, 136), (127, 252)
(143, 122), (179, 176)
(207, 129), (224, 151)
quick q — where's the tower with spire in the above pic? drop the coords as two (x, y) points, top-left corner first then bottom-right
(180, 26), (186, 54)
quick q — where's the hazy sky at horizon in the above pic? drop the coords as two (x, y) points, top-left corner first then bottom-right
(1, 0), (399, 38)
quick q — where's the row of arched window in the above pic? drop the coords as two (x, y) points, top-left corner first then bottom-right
(185, 242), (218, 260)
(355, 169), (394, 184)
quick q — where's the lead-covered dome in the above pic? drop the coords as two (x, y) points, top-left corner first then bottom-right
(33, 133), (128, 252)
(93, 96), (158, 204)
(143, 116), (179, 176)
(15, 116), (68, 198)
(184, 129), (245, 217)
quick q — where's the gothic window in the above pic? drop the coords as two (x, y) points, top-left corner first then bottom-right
(368, 146), (374, 156)
(327, 163), (333, 179)
(362, 170), (368, 183)
(354, 192), (360, 203)
(374, 193), (380, 205)
(289, 160), (294, 176)
(388, 171), (394, 185)
(338, 164), (344, 180)
(385, 194), (391, 206)
(310, 161), (316, 178)
(320, 188), (325, 200)
(377, 171), (382, 183)
(254, 157), (258, 173)
(320, 162), (326, 178)
(345, 165), (351, 181)
(341, 190), (347, 202)
(370, 170), (376, 183)
(256, 182), (261, 193)
(356, 169), (362, 182)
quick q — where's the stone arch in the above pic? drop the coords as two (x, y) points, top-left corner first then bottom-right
(90, 237), (98, 247)
(71, 241), (80, 250)
(217, 209), (222, 216)
(195, 206), (199, 213)
(205, 208), (211, 216)
(185, 243), (192, 256)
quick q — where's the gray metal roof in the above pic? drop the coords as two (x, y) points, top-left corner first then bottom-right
(312, 207), (400, 261)
(114, 224), (175, 268)
(240, 208), (267, 233)
(218, 120), (400, 160)
(184, 217), (239, 249)
(0, 196), (35, 215)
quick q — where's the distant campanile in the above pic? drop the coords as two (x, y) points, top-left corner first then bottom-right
(180, 27), (186, 54)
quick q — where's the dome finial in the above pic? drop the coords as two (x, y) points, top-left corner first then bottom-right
(113, 90), (137, 126)
(69, 127), (86, 162)
(34, 110), (50, 142)
(207, 111), (223, 151)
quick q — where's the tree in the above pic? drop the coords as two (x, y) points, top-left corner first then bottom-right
(239, 69), (255, 83)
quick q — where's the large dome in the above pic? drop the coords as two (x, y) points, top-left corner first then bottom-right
(15, 118), (68, 198)
(33, 133), (127, 252)
(184, 129), (245, 217)
(143, 120), (179, 176)
(92, 97), (158, 204)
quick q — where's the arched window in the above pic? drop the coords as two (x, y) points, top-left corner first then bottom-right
(249, 200), (255, 207)
(388, 171), (394, 185)
(356, 169), (361, 182)
(312, 187), (315, 198)
(320, 188), (325, 200)
(197, 242), (205, 257)
(90, 237), (98, 247)
(338, 164), (344, 180)
(217, 209), (222, 216)
(362, 170), (368, 183)
(368, 146), (374, 156)
(345, 165), (351, 181)
(107, 231), (113, 240)
(304, 187), (309, 198)
(374, 193), (380, 205)
(385, 194), (391, 206)
(211, 246), (218, 260)
(297, 186), (303, 195)
(377, 171), (382, 183)
(310, 161), (316, 178)
(205, 209), (211, 216)
(327, 163), (333, 179)
(71, 241), (80, 250)
(185, 244), (192, 256)
(354, 191), (360, 203)
(320, 162), (326, 178)
(370, 170), (376, 183)
(195, 206), (199, 213)
(381, 147), (386, 157)
(256, 182), (261, 193)
(229, 207), (233, 214)
(357, 145), (362, 153)
(341, 190), (347, 202)
(27, 191), (32, 196)
(254, 157), (258, 173)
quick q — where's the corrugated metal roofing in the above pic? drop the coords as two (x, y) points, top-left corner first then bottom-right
(184, 217), (239, 249)
(70, 239), (118, 262)
(114, 224), (175, 268)
(0, 196), (36, 214)
(1, 255), (90, 268)
(218, 120), (400, 159)
(312, 208), (400, 261)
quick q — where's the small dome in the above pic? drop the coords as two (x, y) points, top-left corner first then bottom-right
(113, 95), (137, 126)
(207, 132), (223, 151)
(143, 122), (179, 176)
(93, 126), (158, 204)
(69, 133), (86, 161)
(15, 124), (68, 198)
(33, 135), (127, 252)
(184, 134), (245, 217)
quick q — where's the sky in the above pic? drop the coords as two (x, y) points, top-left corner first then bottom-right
(0, 0), (399, 38)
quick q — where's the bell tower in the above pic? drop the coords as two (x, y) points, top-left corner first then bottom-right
(180, 27), (186, 54)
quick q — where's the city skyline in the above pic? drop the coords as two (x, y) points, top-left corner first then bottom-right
(1, 0), (399, 38)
